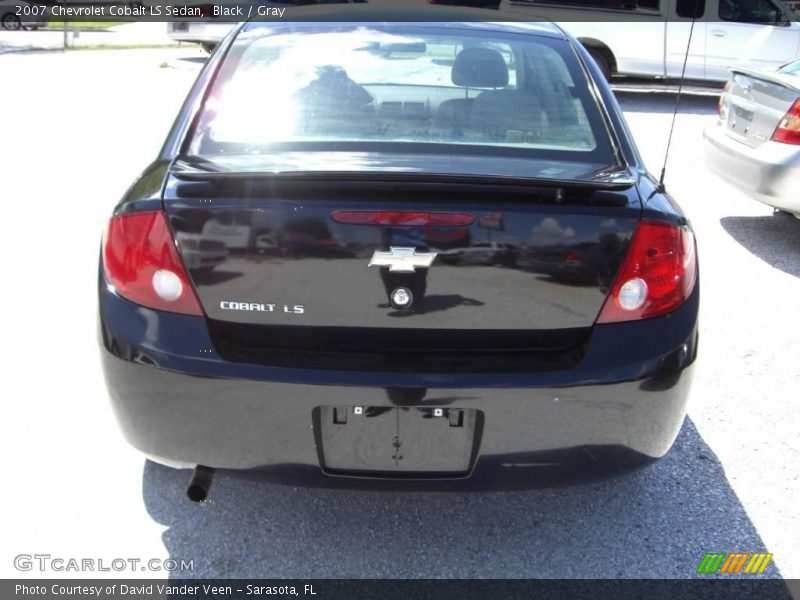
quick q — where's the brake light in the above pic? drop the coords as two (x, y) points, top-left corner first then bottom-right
(331, 211), (474, 227)
(596, 221), (696, 323)
(718, 81), (730, 119)
(102, 210), (204, 315)
(771, 98), (800, 145)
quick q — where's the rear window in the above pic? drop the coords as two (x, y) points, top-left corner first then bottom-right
(187, 25), (615, 165)
(779, 58), (800, 76)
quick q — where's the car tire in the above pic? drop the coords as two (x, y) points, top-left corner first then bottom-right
(2, 14), (22, 30)
(201, 42), (216, 54)
(587, 48), (612, 82)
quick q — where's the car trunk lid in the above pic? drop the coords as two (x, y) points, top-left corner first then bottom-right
(163, 165), (641, 369)
(723, 69), (800, 149)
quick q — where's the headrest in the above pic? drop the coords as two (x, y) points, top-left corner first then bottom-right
(451, 48), (509, 88)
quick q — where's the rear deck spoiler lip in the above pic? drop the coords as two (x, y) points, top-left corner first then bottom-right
(169, 160), (638, 191)
(727, 67), (800, 94)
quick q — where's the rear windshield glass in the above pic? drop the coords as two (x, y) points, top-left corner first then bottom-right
(779, 58), (800, 76)
(187, 25), (616, 165)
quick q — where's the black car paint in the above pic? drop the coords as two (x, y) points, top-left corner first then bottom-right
(100, 17), (698, 480)
(163, 175), (641, 331)
(100, 282), (698, 472)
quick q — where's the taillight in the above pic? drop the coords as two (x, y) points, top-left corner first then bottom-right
(718, 81), (730, 119)
(596, 221), (696, 324)
(102, 210), (204, 315)
(331, 211), (474, 227)
(771, 98), (800, 145)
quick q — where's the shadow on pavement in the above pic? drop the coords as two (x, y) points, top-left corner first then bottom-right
(142, 419), (785, 580)
(720, 214), (800, 278)
(0, 42), (48, 53)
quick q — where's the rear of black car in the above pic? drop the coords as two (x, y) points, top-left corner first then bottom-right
(99, 18), (698, 482)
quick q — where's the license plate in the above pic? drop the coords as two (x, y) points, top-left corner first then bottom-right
(316, 406), (481, 476)
(728, 104), (754, 131)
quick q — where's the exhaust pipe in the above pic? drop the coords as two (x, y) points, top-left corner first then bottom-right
(187, 465), (215, 502)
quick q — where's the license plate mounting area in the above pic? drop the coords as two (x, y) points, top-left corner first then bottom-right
(314, 406), (483, 477)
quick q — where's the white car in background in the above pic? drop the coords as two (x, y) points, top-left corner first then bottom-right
(500, 0), (800, 82)
(168, 19), (235, 53)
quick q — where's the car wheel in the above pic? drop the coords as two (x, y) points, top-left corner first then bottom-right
(2, 14), (22, 30)
(201, 42), (216, 54)
(587, 48), (611, 82)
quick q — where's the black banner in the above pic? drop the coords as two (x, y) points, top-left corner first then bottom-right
(3, 579), (798, 600)
(3, 0), (784, 23)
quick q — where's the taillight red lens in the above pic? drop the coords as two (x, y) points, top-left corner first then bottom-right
(771, 98), (800, 145)
(102, 210), (204, 315)
(331, 211), (474, 227)
(718, 81), (730, 118)
(596, 221), (696, 324)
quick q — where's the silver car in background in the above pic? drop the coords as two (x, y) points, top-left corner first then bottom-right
(1, 0), (46, 30)
(705, 59), (800, 218)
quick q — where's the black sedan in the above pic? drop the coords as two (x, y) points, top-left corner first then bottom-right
(99, 11), (699, 500)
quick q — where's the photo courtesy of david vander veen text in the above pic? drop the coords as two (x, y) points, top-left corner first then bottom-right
(14, 584), (319, 597)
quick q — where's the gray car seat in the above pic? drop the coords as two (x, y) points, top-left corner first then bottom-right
(436, 47), (546, 143)
(434, 48), (508, 137)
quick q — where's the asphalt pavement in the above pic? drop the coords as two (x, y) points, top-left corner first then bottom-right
(1, 47), (798, 582)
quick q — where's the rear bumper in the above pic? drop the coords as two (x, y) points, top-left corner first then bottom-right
(704, 123), (800, 214)
(99, 282), (699, 475)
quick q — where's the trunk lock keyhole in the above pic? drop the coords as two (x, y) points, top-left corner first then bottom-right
(390, 287), (413, 310)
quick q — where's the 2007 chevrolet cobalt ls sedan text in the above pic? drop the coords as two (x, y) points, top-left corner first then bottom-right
(99, 13), (699, 499)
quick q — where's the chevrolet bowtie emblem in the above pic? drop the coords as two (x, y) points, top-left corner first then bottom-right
(368, 247), (437, 272)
